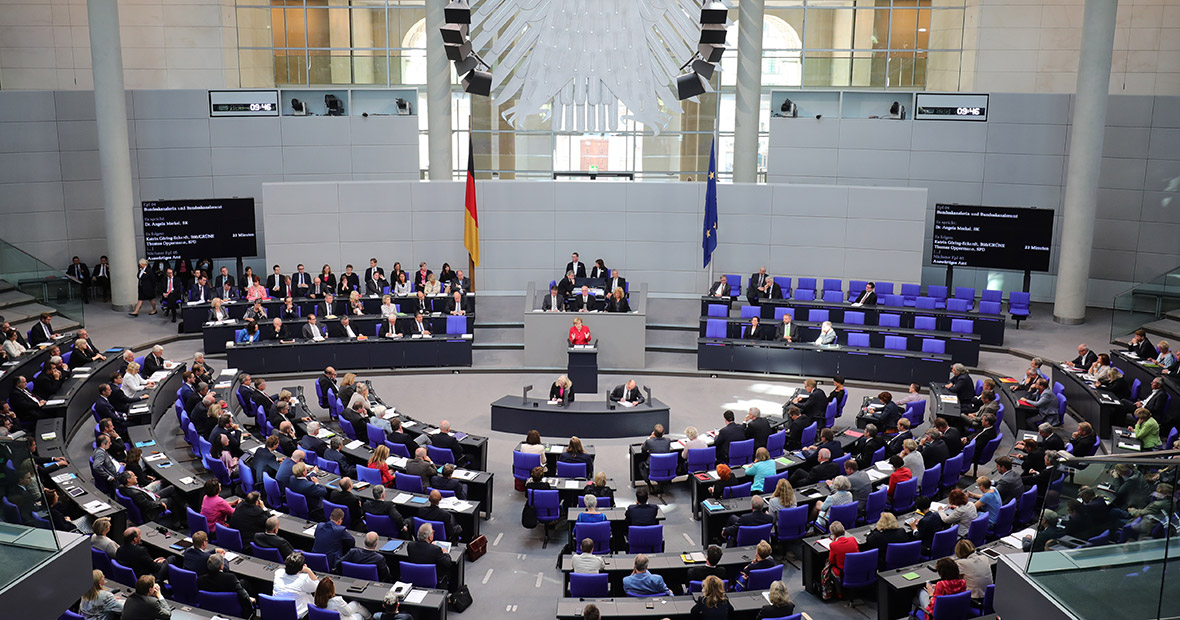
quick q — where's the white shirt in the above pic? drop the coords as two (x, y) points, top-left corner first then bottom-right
(343, 323), (356, 338)
(123, 373), (147, 397)
(272, 571), (318, 617)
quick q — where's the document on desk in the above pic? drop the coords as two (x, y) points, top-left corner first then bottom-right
(345, 440), (365, 450)
(44, 399), (66, 407)
(51, 472), (77, 483)
(548, 445), (564, 454)
(148, 371), (170, 383)
(816, 538), (833, 550)
(316, 428), (335, 439)
(403, 589), (427, 604)
(221, 368), (238, 376)
(40, 432), (57, 441)
(303, 525), (318, 536)
(1001, 527), (1036, 549)
(83, 500), (112, 512)
(867, 469), (889, 483)
(388, 456), (408, 468)
(939, 395), (959, 404)
(393, 493), (413, 503)
(145, 453), (168, 462)
(564, 480), (581, 490)
(1117, 442), (1141, 451)
(453, 469), (477, 481)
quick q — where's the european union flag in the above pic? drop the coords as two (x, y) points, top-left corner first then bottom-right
(702, 140), (719, 268)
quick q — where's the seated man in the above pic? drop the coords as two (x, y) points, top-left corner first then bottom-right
(120, 470), (187, 524)
(746, 267), (770, 305)
(707, 275), (730, 298)
(1018, 378), (1058, 426)
(851, 281), (877, 306)
(198, 554), (254, 613)
(254, 516), (295, 560)
(418, 490), (462, 541)
(721, 495), (774, 547)
(312, 508), (354, 566)
(622, 555), (672, 596)
(609, 380), (644, 406)
(301, 315), (325, 341)
(336, 531), (391, 582)
(407, 522), (454, 589)
(570, 286), (597, 312)
(430, 464), (468, 501)
(541, 285), (564, 312)
(445, 291), (470, 316)
(775, 313), (799, 343)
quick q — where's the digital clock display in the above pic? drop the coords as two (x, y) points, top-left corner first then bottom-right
(914, 93), (989, 122)
(209, 90), (280, 117)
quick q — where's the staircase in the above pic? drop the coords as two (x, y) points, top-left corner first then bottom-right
(1110, 265), (1180, 346)
(0, 239), (85, 336)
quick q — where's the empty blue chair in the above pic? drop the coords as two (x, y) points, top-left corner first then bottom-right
(356, 465), (384, 487)
(91, 548), (112, 574)
(823, 278), (841, 293)
(979, 300), (1002, 315)
(286, 489), (310, 519)
(259, 593), (299, 620)
(513, 451), (543, 480)
(446, 315), (467, 335)
(797, 277), (817, 293)
(808, 309), (829, 323)
(941, 454), (962, 491)
(364, 513), (400, 538)
(946, 298), (971, 312)
(801, 422), (817, 447)
(766, 431), (786, 458)
(822, 290), (843, 303)
(706, 304), (727, 317)
(981, 289), (1002, 303)
(569, 572), (610, 597)
(705, 319), (727, 339)
(1056, 394), (1068, 426)
(876, 282), (895, 295)
(882, 294), (904, 307)
(927, 285), (948, 306)
(818, 502), (858, 534)
(723, 482), (753, 499)
(773, 277), (792, 296)
(168, 564), (198, 605)
(341, 561), (379, 580)
(395, 472), (424, 493)
(959, 441), (976, 477)
(686, 447), (715, 474)
(198, 591), (242, 617)
(736, 523), (773, 547)
(1009, 291), (1031, 326)
(574, 521), (612, 554)
(884, 540), (922, 570)
(529, 489), (562, 544)
(901, 283), (921, 306)
(727, 438), (755, 466)
(888, 477), (918, 512)
(862, 488), (887, 526)
(724, 275), (741, 297)
(413, 517), (448, 542)
(386, 441), (411, 459)
(214, 523), (244, 552)
(848, 333), (870, 348)
(308, 605), (342, 620)
(884, 335), (907, 351)
(915, 315), (937, 331)
(740, 306), (760, 319)
(776, 505), (810, 545)
(793, 288), (815, 301)
(879, 313), (901, 328)
(922, 339), (946, 355)
(647, 453), (678, 489)
(263, 473), (284, 509)
(841, 549), (879, 593)
(427, 445), (456, 465)
(318, 459), (340, 475)
(927, 526), (958, 560)
(252, 544), (284, 563)
(951, 319), (974, 333)
(186, 506), (209, 535)
(847, 280), (868, 303)
(916, 297), (937, 310)
(920, 464), (942, 498)
(991, 500), (1017, 538)
(628, 525), (664, 554)
(844, 311), (865, 325)
(366, 423), (385, 449)
(109, 560), (137, 586)
(557, 461), (587, 478)
(966, 513), (990, 546)
(773, 307), (795, 321)
(747, 564), (784, 591)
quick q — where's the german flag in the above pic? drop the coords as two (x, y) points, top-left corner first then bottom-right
(464, 135), (480, 267)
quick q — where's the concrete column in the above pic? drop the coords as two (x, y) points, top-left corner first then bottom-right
(350, 7), (375, 84)
(425, 0), (453, 180)
(1052, 0), (1118, 324)
(830, 4), (854, 86)
(86, 0), (137, 312)
(732, 0), (764, 184)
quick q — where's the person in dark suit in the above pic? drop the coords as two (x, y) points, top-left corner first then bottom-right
(120, 471), (185, 522)
(792, 379), (828, 426)
(289, 463), (328, 519)
(789, 448), (841, 487)
(320, 437), (354, 478)
(408, 521), (454, 589)
(272, 421), (298, 458)
(746, 267), (771, 305)
(430, 464), (467, 501)
(445, 291), (470, 316)
(853, 424), (888, 470)
(182, 531), (222, 575)
(418, 490), (463, 541)
(363, 486), (408, 538)
(686, 545), (727, 584)
(721, 495), (774, 546)
(121, 575), (172, 620)
(266, 264), (287, 298)
(317, 367), (338, 408)
(328, 477), (365, 529)
(141, 345), (166, 378)
(624, 488), (660, 527)
(707, 275), (731, 298)
(714, 410), (747, 464)
(570, 286), (597, 312)
(364, 258), (385, 289)
(312, 509), (354, 566)
(784, 407), (808, 450)
(609, 380), (645, 405)
(336, 532), (391, 582)
(406, 312), (431, 337)
(541, 285), (565, 312)
(307, 276), (329, 299)
(743, 316), (770, 340)
(227, 492), (269, 542)
(154, 268), (183, 322)
(605, 287), (630, 313)
(253, 516), (295, 560)
(774, 313), (799, 343)
(744, 408), (773, 450)
(250, 436), (283, 491)
(451, 270), (471, 293)
(429, 421), (465, 465)
(565, 253), (587, 278)
(301, 315), (325, 341)
(337, 264), (360, 294)
(1127, 329), (1156, 359)
(861, 391), (901, 431)
(945, 364), (976, 412)
(71, 332), (106, 365)
(384, 418), (417, 460)
(189, 275), (213, 303)
(213, 266), (235, 290)
(67, 256), (91, 303)
(267, 317), (293, 341)
(1066, 344), (1099, 370)
(919, 428), (950, 468)
(886, 418), (915, 457)
(198, 553), (254, 613)
(851, 282), (877, 306)
(130, 259), (157, 317)
(606, 270), (626, 293)
(290, 264), (312, 298)
(115, 528), (168, 580)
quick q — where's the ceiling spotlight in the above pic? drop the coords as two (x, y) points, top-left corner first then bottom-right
(700, 2), (729, 24)
(692, 59), (716, 81)
(454, 55), (480, 75)
(445, 40), (473, 62)
(699, 43), (726, 63)
(700, 24), (727, 45)
(463, 70), (493, 97)
(676, 71), (707, 100)
(444, 0), (471, 24)
(440, 23), (468, 45)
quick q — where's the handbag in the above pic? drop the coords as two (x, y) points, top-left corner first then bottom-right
(448, 584), (473, 612)
(466, 534), (487, 562)
(521, 499), (538, 529)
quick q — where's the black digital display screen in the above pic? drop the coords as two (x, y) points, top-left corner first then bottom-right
(931, 204), (1053, 272)
(142, 198), (257, 261)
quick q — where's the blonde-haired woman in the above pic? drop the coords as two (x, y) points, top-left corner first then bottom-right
(756, 580), (794, 619)
(767, 478), (796, 518)
(130, 258), (157, 317)
(424, 272), (441, 295)
(80, 569), (123, 620)
(550, 375), (573, 405)
(122, 362), (154, 396)
(606, 287), (630, 313)
(348, 290), (364, 316)
(682, 426), (708, 461)
(690, 574), (733, 618)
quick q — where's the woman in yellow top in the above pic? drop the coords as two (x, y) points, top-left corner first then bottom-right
(1131, 407), (1161, 449)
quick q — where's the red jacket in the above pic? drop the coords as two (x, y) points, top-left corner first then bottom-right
(927, 579), (967, 614)
(569, 325), (591, 345)
(828, 535), (859, 575)
(887, 467), (912, 498)
(368, 461), (394, 487)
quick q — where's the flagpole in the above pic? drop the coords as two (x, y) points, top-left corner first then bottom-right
(468, 114), (475, 292)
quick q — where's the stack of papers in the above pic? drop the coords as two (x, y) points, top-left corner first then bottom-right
(83, 500), (112, 512)
(51, 472), (76, 483)
(453, 470), (477, 481)
(874, 461), (895, 472)
(316, 428), (334, 439)
(220, 368), (238, 376)
(393, 493), (413, 503)
(345, 440), (365, 450)
(867, 469), (889, 483)
(179, 477), (195, 485)
(40, 432), (57, 441)
(816, 538), (833, 549)
(403, 590), (427, 604)
(303, 525), (318, 536)
(1001, 527), (1036, 549)
(939, 395), (959, 404)
(44, 399), (65, 407)
(145, 453), (168, 462)
(148, 371), (170, 383)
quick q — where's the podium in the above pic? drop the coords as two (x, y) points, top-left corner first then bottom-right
(567, 346), (598, 394)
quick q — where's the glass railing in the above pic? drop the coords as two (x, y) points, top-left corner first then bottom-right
(0, 438), (64, 590)
(0, 238), (84, 327)
(1021, 450), (1178, 620)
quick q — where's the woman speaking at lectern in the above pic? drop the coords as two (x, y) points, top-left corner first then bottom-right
(569, 316), (592, 346)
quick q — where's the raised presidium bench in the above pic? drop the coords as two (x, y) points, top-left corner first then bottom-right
(698, 316), (982, 366)
(180, 293), (476, 334)
(140, 524), (449, 620)
(226, 335), (472, 373)
(202, 313), (475, 354)
(696, 338), (951, 385)
(490, 396), (671, 438)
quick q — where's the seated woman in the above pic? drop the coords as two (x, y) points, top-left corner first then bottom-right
(208, 297), (230, 322)
(348, 291), (364, 316)
(756, 581), (794, 620)
(200, 479), (238, 531)
(861, 513), (911, 567)
(708, 464), (734, 499)
(549, 375), (574, 405)
(582, 471), (614, 503)
(238, 322), (261, 344)
(863, 391), (901, 431)
(605, 287), (630, 313)
(576, 494), (606, 523)
(746, 448), (777, 494)
(819, 522), (858, 598)
(813, 475), (853, 526)
(916, 558), (967, 615)
(1088, 353), (1112, 377)
(525, 466), (551, 491)
(520, 430), (546, 455)
(211, 434), (240, 476)
(681, 426), (708, 461)
(246, 276), (267, 301)
(568, 317), (591, 346)
(691, 575), (733, 618)
(954, 540), (993, 602)
(423, 273), (442, 295)
(766, 478), (796, 518)
(1157, 340), (1176, 369)
(558, 437), (594, 473)
(393, 272), (412, 296)
(379, 295), (397, 317)
(315, 577), (372, 620)
(121, 362), (154, 395)
(367, 445), (396, 487)
(1131, 407), (1161, 449)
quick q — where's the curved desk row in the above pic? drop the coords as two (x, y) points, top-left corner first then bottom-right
(0, 334), (76, 403)
(730, 297), (1007, 346)
(180, 293), (476, 334)
(491, 396), (670, 438)
(558, 544), (762, 596)
(1110, 350), (1180, 434)
(202, 314), (475, 354)
(364, 385), (489, 473)
(226, 336), (473, 374)
(697, 338), (951, 385)
(32, 417), (128, 540)
(140, 524), (449, 620)
(1049, 362), (1124, 439)
(556, 591), (768, 619)
(698, 316), (981, 366)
